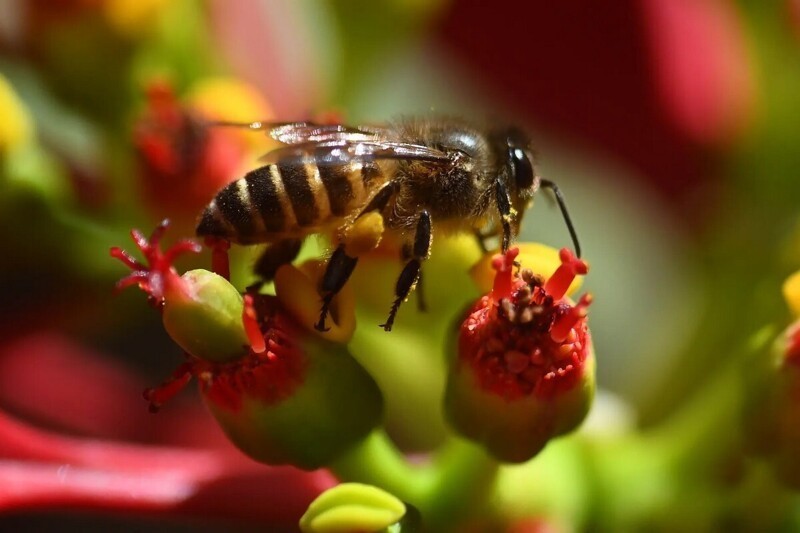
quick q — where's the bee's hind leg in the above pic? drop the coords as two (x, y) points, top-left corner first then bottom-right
(381, 210), (432, 332)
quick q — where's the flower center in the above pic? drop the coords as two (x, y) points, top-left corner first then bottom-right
(145, 295), (306, 412)
(460, 248), (591, 400)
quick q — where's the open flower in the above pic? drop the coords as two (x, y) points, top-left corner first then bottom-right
(112, 221), (384, 470)
(445, 246), (594, 463)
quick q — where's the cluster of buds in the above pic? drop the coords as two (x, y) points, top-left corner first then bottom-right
(743, 270), (800, 488)
(111, 221), (598, 528)
(112, 221), (383, 470)
(446, 247), (594, 462)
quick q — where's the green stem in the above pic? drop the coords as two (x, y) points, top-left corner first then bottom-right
(329, 430), (501, 530)
(328, 429), (433, 505)
(424, 437), (500, 530)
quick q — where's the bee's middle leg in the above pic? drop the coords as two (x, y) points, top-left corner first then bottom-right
(315, 244), (359, 332)
(380, 210), (432, 332)
(316, 181), (398, 331)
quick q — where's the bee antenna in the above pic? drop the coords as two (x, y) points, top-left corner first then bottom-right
(540, 179), (581, 258)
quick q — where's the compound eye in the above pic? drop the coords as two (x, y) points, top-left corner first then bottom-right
(510, 147), (534, 190)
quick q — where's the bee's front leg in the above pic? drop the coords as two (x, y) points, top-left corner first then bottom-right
(401, 242), (427, 312)
(380, 210), (432, 332)
(495, 178), (513, 253)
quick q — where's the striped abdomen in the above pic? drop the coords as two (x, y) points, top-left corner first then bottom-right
(196, 160), (386, 244)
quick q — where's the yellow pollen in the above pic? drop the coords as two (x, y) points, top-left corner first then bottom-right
(784, 270), (800, 318)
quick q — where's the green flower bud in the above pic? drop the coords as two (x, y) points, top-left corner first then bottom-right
(111, 223), (248, 362)
(299, 483), (420, 533)
(161, 269), (249, 362)
(203, 297), (384, 470)
(445, 247), (595, 463)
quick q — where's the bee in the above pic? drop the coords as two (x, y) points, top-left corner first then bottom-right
(196, 117), (580, 332)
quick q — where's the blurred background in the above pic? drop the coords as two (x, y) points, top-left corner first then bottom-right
(0, 0), (799, 530)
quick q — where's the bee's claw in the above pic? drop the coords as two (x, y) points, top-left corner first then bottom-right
(314, 315), (331, 332)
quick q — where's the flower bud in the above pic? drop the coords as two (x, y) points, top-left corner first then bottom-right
(743, 320), (800, 488)
(445, 247), (595, 463)
(202, 296), (384, 470)
(132, 80), (253, 228)
(113, 222), (383, 469)
(111, 221), (248, 362)
(299, 483), (420, 533)
(0, 74), (34, 155)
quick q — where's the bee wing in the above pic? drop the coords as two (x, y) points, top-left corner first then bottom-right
(258, 140), (452, 166)
(211, 120), (393, 145)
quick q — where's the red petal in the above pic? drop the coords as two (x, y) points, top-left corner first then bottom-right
(643, 0), (755, 145)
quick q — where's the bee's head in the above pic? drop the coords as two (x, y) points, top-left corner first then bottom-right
(492, 127), (539, 233)
(495, 126), (582, 257)
(503, 127), (537, 197)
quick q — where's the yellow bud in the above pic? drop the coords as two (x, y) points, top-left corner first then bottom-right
(103, 0), (169, 38)
(0, 75), (33, 154)
(784, 270), (800, 318)
(187, 77), (276, 152)
(470, 242), (584, 296)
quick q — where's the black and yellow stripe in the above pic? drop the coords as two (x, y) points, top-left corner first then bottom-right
(196, 158), (387, 244)
(277, 161), (319, 227)
(318, 165), (354, 217)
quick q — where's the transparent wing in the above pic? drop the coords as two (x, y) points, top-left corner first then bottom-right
(258, 139), (453, 166)
(211, 120), (393, 145)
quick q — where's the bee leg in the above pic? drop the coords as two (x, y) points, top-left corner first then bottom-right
(473, 229), (493, 254)
(315, 245), (359, 332)
(380, 210), (432, 332)
(315, 180), (400, 331)
(402, 243), (427, 312)
(495, 179), (513, 252)
(253, 239), (303, 281)
(204, 237), (232, 280)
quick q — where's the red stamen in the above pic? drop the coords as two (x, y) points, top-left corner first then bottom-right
(109, 247), (145, 270)
(205, 237), (231, 280)
(786, 322), (800, 366)
(243, 294), (266, 354)
(111, 221), (200, 302)
(550, 294), (593, 343)
(491, 247), (520, 301)
(163, 240), (203, 264)
(544, 248), (589, 301)
(114, 272), (147, 292)
(142, 362), (194, 413)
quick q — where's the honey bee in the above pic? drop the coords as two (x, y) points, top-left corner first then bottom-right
(196, 117), (580, 332)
